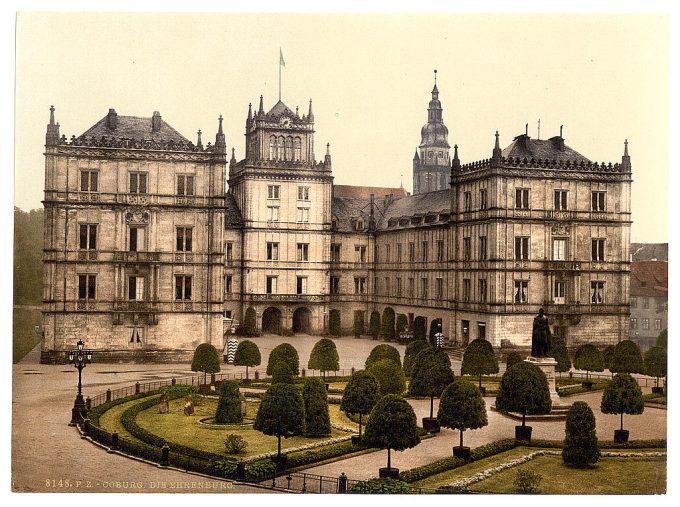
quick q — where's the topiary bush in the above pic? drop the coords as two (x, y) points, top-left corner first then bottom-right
(601, 373), (644, 433)
(413, 316), (427, 341)
(380, 307), (396, 341)
(254, 383), (305, 460)
(349, 478), (415, 494)
(644, 346), (667, 387)
(396, 314), (408, 336)
(403, 340), (432, 377)
(233, 340), (261, 380)
(610, 340), (644, 374)
(266, 343), (300, 375)
(215, 380), (243, 424)
(365, 343), (401, 369)
(191, 343), (221, 384)
(369, 311), (381, 339)
(656, 329), (667, 350)
(438, 378), (488, 449)
(224, 434), (248, 454)
(308, 338), (340, 380)
(573, 343), (605, 381)
(341, 370), (380, 440)
(461, 339), (499, 389)
(329, 309), (341, 337)
(302, 378), (331, 437)
(495, 361), (552, 427)
(353, 311), (365, 337)
(368, 359), (406, 396)
(505, 352), (524, 370)
(562, 401), (600, 467)
(602, 344), (616, 373)
(550, 336), (571, 372)
(271, 361), (295, 385)
(242, 307), (258, 337)
(408, 347), (455, 418)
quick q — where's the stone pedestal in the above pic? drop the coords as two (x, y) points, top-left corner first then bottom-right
(525, 356), (559, 403)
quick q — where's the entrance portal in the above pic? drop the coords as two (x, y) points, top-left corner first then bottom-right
(262, 307), (282, 334)
(292, 307), (311, 334)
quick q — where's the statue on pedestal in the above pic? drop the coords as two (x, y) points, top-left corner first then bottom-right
(531, 308), (552, 357)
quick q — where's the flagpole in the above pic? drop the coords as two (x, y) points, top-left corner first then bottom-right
(279, 50), (282, 102)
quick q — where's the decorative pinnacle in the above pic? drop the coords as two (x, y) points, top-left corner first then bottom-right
(495, 130), (500, 149)
(434, 69), (437, 84)
(247, 102), (252, 121)
(454, 144), (459, 160)
(218, 115), (223, 134)
(308, 99), (314, 119)
(197, 129), (202, 146)
(326, 142), (330, 155)
(258, 95), (264, 115)
(624, 139), (629, 156)
(49, 105), (55, 125)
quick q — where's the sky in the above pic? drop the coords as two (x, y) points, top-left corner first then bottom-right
(14, 12), (669, 243)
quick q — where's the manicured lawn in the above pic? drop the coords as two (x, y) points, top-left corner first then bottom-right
(470, 455), (666, 494)
(99, 395), (160, 442)
(13, 307), (42, 363)
(328, 404), (359, 429)
(135, 397), (352, 458)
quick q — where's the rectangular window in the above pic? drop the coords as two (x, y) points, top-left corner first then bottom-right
(643, 298), (649, 309)
(266, 276), (278, 294)
(80, 170), (99, 192)
(630, 318), (637, 330)
(554, 190), (568, 210)
(478, 279), (487, 303)
(77, 274), (96, 300)
(463, 237), (471, 261)
(479, 236), (487, 260)
(177, 175), (195, 196)
(297, 243), (309, 261)
(591, 191), (606, 211)
(354, 277), (366, 294)
(514, 280), (529, 303)
(129, 227), (145, 252)
(226, 242), (233, 261)
(397, 243), (403, 262)
(129, 172), (148, 194)
(463, 278), (471, 302)
(478, 322), (486, 340)
(396, 277), (402, 297)
(385, 244), (391, 262)
(225, 275), (233, 293)
(421, 278), (428, 299)
(408, 278), (415, 298)
(385, 277), (391, 296)
(355, 245), (367, 263)
(630, 297), (637, 308)
(655, 319), (662, 330)
(464, 191), (472, 212)
(175, 275), (192, 300)
(462, 320), (470, 341)
(330, 276), (340, 295)
(296, 276), (307, 295)
(267, 205), (279, 221)
(436, 240), (444, 262)
(591, 281), (605, 304)
(128, 276), (145, 300)
(331, 243), (341, 262)
(515, 236), (529, 260)
(422, 241), (429, 262)
(554, 280), (566, 304)
(591, 239), (605, 261)
(266, 242), (279, 261)
(79, 224), (97, 250)
(480, 189), (488, 210)
(268, 185), (280, 199)
(408, 242), (415, 262)
(296, 207), (309, 223)
(642, 318), (649, 330)
(553, 238), (567, 261)
(297, 186), (310, 201)
(515, 188), (529, 209)
(436, 277), (443, 300)
(176, 227), (193, 252)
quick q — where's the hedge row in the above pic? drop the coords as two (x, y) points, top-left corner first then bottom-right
(287, 439), (364, 469)
(87, 391), (153, 426)
(557, 381), (610, 396)
(528, 438), (666, 450)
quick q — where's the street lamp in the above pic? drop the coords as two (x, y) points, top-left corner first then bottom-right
(68, 339), (93, 426)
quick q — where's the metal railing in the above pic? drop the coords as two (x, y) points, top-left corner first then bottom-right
(556, 370), (665, 388)
(271, 471), (444, 494)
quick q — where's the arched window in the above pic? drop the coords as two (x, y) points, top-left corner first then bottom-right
(269, 136), (277, 160)
(285, 137), (293, 161)
(278, 137), (285, 161)
(294, 137), (302, 162)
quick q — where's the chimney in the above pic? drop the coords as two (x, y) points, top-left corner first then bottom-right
(152, 111), (162, 132)
(107, 108), (118, 130)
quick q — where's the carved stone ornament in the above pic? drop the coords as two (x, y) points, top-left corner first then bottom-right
(125, 208), (150, 224)
(550, 223), (571, 236)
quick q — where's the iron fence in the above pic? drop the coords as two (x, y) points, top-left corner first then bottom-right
(268, 471), (445, 494)
(556, 370), (665, 388)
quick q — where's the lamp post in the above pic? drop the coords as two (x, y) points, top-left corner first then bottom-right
(68, 339), (93, 426)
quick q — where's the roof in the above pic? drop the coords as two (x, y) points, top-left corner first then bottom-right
(224, 193), (243, 228)
(80, 112), (191, 143)
(501, 135), (590, 163)
(267, 100), (295, 117)
(333, 185), (408, 199)
(331, 197), (379, 233)
(630, 261), (668, 298)
(377, 189), (450, 230)
(631, 243), (668, 262)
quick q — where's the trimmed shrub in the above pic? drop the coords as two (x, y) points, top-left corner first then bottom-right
(233, 340), (261, 380)
(550, 336), (571, 372)
(365, 343), (401, 368)
(656, 329), (667, 350)
(353, 311), (365, 337)
(461, 339), (499, 389)
(271, 361), (295, 385)
(644, 346), (667, 384)
(601, 373), (644, 431)
(254, 383), (305, 459)
(514, 469), (542, 494)
(438, 378), (488, 448)
(349, 478), (415, 494)
(266, 343), (300, 375)
(215, 380), (243, 424)
(408, 348), (455, 418)
(224, 434), (248, 454)
(413, 316), (427, 341)
(562, 401), (600, 467)
(302, 378), (331, 437)
(610, 339), (644, 374)
(191, 343), (221, 384)
(573, 344), (604, 380)
(602, 345), (616, 372)
(242, 307), (258, 337)
(495, 362), (552, 426)
(286, 440), (364, 469)
(341, 370), (380, 439)
(308, 338), (340, 379)
(368, 359), (406, 396)
(380, 307), (396, 341)
(329, 309), (341, 337)
(396, 314), (408, 336)
(403, 340), (432, 377)
(505, 352), (524, 370)
(369, 311), (381, 339)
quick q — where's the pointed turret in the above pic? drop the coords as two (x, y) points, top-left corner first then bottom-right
(491, 130), (502, 166)
(413, 150), (420, 162)
(230, 147), (237, 172)
(258, 95), (264, 117)
(324, 142), (332, 170)
(307, 99), (314, 122)
(247, 102), (252, 124)
(215, 114), (226, 154)
(452, 144), (461, 173)
(196, 129), (203, 150)
(46, 105), (60, 146)
(621, 139), (631, 171)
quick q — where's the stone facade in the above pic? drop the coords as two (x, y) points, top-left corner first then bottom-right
(629, 261), (667, 350)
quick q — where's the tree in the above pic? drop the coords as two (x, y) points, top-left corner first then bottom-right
(364, 394), (421, 472)
(13, 207), (44, 305)
(365, 344), (401, 368)
(329, 309), (341, 337)
(562, 401), (600, 467)
(242, 307), (257, 336)
(461, 339), (499, 390)
(601, 373), (644, 435)
(396, 314), (408, 336)
(505, 352), (524, 370)
(437, 378), (488, 450)
(271, 361), (295, 384)
(602, 345), (616, 373)
(302, 378), (331, 437)
(495, 362), (552, 429)
(656, 329), (668, 350)
(266, 343), (300, 375)
(353, 311), (365, 337)
(403, 340), (432, 377)
(413, 316), (427, 341)
(369, 311), (381, 339)
(380, 307), (396, 341)
(233, 340), (261, 380)
(308, 338), (340, 380)
(368, 359), (406, 396)
(191, 343), (221, 384)
(215, 380), (243, 424)
(341, 370), (380, 440)
(644, 346), (667, 387)
(254, 383), (305, 461)
(610, 340), (644, 374)
(408, 348), (455, 419)
(573, 344), (604, 381)
(550, 336), (571, 372)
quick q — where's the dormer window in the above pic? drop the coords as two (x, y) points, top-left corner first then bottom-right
(355, 218), (365, 231)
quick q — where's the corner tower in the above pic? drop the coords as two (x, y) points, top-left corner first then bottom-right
(413, 70), (451, 194)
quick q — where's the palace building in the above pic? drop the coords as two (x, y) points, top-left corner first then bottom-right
(40, 78), (632, 363)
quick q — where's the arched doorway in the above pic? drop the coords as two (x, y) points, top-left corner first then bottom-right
(262, 307), (282, 335)
(292, 307), (311, 334)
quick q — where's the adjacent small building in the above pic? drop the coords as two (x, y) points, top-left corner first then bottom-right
(629, 260), (668, 349)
